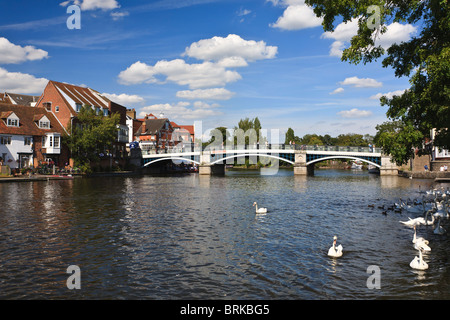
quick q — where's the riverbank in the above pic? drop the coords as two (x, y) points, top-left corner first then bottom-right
(400, 170), (450, 181)
(0, 174), (82, 183)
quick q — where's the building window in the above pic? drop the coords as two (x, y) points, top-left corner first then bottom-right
(54, 136), (60, 148)
(55, 106), (59, 112)
(7, 118), (19, 127)
(49, 136), (53, 147)
(24, 137), (32, 145)
(103, 109), (109, 116)
(42, 136), (46, 146)
(39, 120), (50, 129)
(76, 103), (82, 112)
(0, 136), (11, 145)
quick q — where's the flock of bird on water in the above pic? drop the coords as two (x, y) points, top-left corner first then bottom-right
(253, 186), (449, 270)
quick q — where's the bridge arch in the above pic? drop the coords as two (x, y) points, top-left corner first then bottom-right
(210, 153), (295, 165)
(306, 156), (381, 168)
(143, 157), (200, 167)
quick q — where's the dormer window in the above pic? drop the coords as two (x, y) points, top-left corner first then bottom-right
(103, 108), (109, 116)
(7, 118), (19, 127)
(39, 120), (50, 129)
(95, 107), (100, 115)
(76, 103), (82, 112)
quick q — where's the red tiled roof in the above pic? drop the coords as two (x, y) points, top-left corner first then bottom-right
(179, 125), (194, 136)
(0, 103), (66, 136)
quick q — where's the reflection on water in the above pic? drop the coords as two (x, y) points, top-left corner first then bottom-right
(0, 169), (449, 299)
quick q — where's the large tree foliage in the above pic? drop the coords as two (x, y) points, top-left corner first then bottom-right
(306, 0), (450, 163)
(65, 105), (120, 171)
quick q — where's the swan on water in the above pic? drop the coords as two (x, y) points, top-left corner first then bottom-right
(399, 217), (425, 227)
(253, 202), (267, 214)
(327, 236), (343, 258)
(433, 214), (446, 235)
(410, 249), (428, 270)
(412, 226), (431, 252)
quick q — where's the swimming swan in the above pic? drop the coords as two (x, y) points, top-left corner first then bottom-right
(327, 236), (343, 258)
(410, 249), (428, 270)
(413, 226), (431, 252)
(253, 202), (267, 214)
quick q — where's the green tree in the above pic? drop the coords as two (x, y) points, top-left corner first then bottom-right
(254, 117), (262, 142)
(285, 127), (296, 144)
(305, 0), (450, 163)
(65, 105), (120, 172)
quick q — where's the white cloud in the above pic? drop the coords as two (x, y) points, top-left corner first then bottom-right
(270, 2), (323, 30)
(60, 0), (120, 11)
(0, 37), (49, 64)
(337, 108), (373, 118)
(370, 89), (407, 100)
(118, 59), (242, 89)
(184, 34), (277, 64)
(0, 67), (48, 94)
(138, 101), (223, 121)
(176, 88), (235, 100)
(237, 8), (251, 16)
(330, 87), (344, 95)
(321, 18), (417, 57)
(110, 11), (129, 20)
(102, 92), (145, 106)
(339, 76), (382, 88)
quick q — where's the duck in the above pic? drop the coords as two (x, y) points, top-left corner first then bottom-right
(327, 236), (343, 258)
(410, 249), (428, 270)
(253, 202), (267, 214)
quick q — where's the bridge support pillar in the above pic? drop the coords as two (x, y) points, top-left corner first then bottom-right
(380, 155), (399, 176)
(199, 164), (225, 176)
(293, 151), (314, 176)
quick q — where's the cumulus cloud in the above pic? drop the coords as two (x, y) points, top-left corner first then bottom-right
(118, 59), (242, 89)
(110, 11), (129, 20)
(138, 101), (223, 121)
(370, 89), (407, 100)
(176, 88), (235, 100)
(339, 76), (382, 88)
(337, 108), (373, 118)
(270, 1), (323, 31)
(183, 34), (277, 65)
(321, 18), (417, 57)
(330, 87), (344, 95)
(0, 67), (48, 94)
(102, 92), (145, 106)
(0, 37), (48, 64)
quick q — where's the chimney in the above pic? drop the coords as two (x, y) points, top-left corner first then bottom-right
(126, 108), (136, 119)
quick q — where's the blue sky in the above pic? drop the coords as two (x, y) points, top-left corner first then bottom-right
(0, 0), (417, 140)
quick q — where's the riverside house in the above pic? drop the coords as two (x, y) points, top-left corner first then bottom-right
(35, 80), (129, 168)
(0, 103), (67, 170)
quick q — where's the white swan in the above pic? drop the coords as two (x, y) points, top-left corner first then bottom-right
(327, 236), (343, 258)
(400, 217), (425, 227)
(410, 249), (428, 270)
(253, 202), (267, 214)
(433, 215), (446, 235)
(412, 226), (431, 252)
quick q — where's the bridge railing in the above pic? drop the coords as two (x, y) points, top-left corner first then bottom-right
(140, 143), (382, 155)
(203, 144), (381, 153)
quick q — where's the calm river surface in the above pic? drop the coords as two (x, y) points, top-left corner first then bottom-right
(0, 169), (449, 299)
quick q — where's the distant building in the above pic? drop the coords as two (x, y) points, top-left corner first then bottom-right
(3, 92), (41, 107)
(0, 103), (67, 169)
(135, 115), (174, 154)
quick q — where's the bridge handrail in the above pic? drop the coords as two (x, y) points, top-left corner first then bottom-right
(140, 144), (381, 155)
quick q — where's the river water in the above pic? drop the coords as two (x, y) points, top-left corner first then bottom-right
(0, 169), (449, 300)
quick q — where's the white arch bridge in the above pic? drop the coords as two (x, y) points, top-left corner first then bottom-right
(141, 144), (399, 176)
